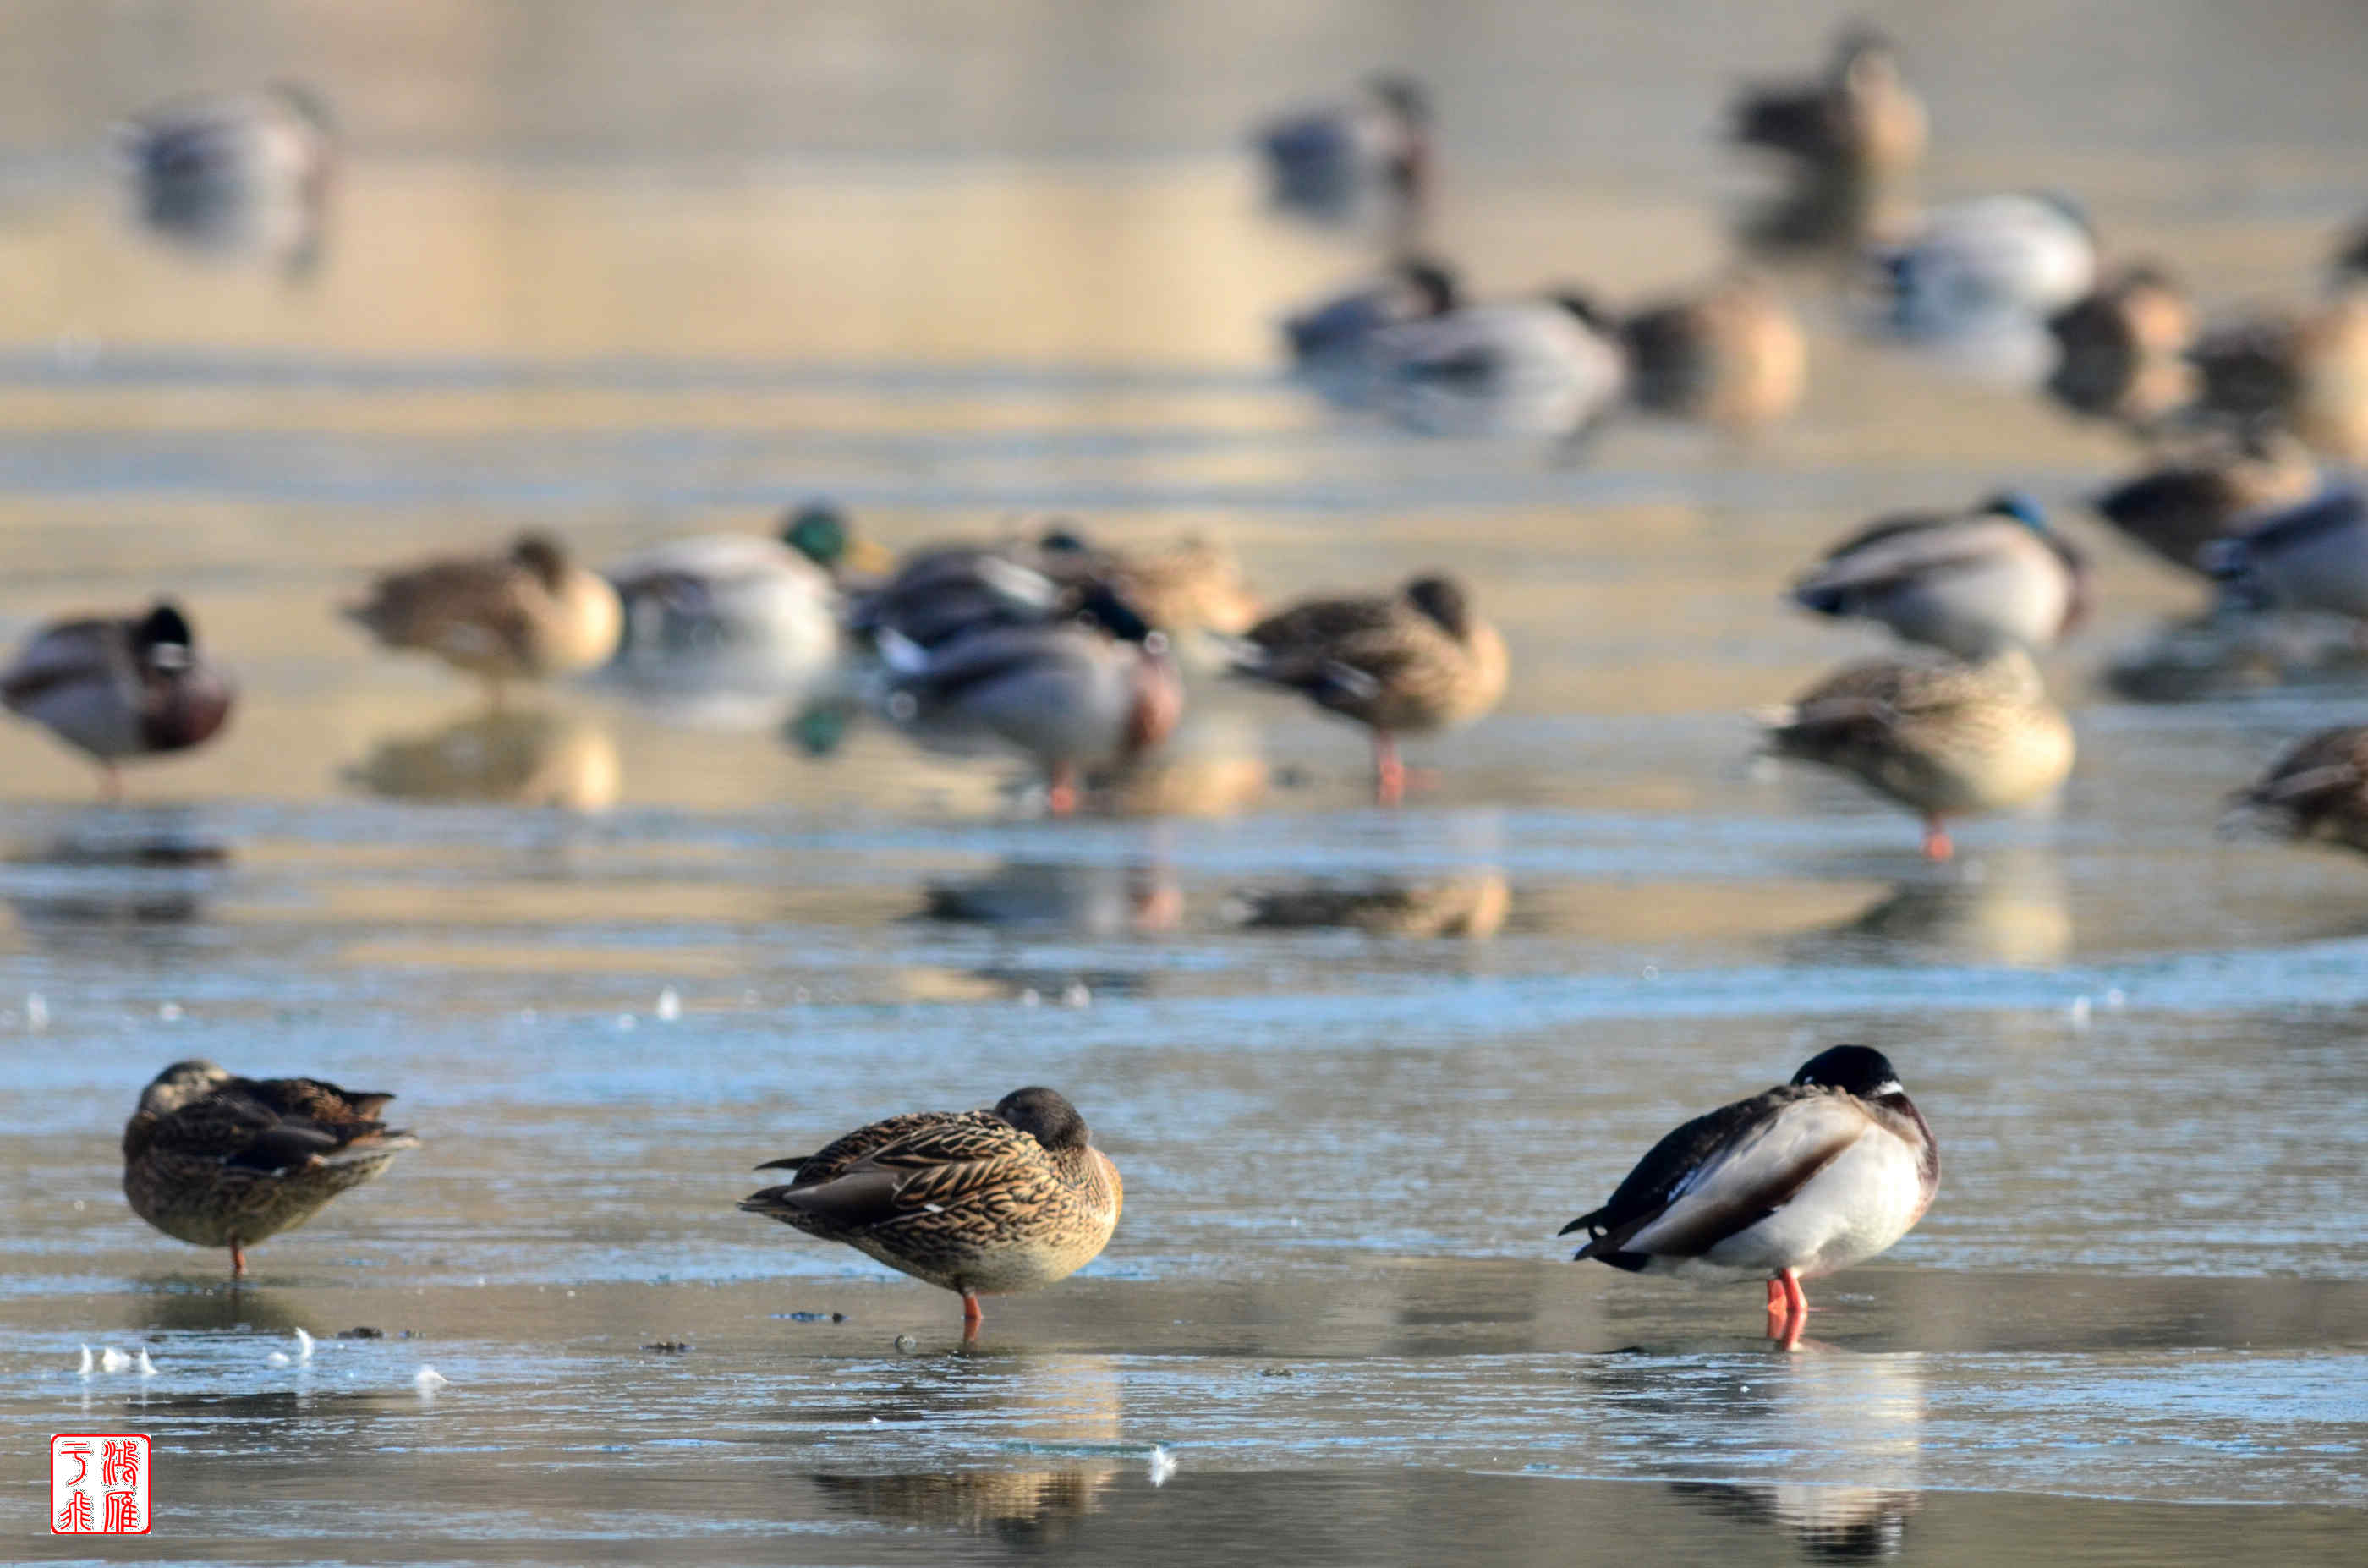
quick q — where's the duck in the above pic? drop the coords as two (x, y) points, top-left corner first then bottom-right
(1560, 1045), (1938, 1351)
(122, 1059), (418, 1278)
(1253, 74), (1431, 228)
(2230, 726), (2368, 855)
(877, 587), (1183, 816)
(1870, 194), (2097, 339)
(0, 602), (235, 798)
(344, 532), (623, 701)
(606, 502), (891, 665)
(849, 536), (1074, 655)
(1227, 573), (1508, 805)
(117, 81), (336, 277)
(1283, 256), (1462, 398)
(1790, 493), (2089, 659)
(1730, 27), (1927, 183)
(2203, 487), (2368, 622)
(739, 1086), (1121, 1338)
(2043, 263), (2198, 430)
(2091, 429), (2319, 576)
(1761, 645), (2075, 861)
(1033, 524), (1263, 639)
(1374, 292), (1631, 441)
(2190, 228), (2368, 462)
(1619, 270), (1809, 431)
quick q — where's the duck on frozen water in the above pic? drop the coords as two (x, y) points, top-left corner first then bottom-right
(1561, 1045), (1938, 1350)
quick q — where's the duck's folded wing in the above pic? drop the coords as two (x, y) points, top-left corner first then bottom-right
(1, 621), (114, 710)
(744, 1116), (1043, 1231)
(1581, 1093), (1872, 1261)
(754, 1110), (1003, 1182)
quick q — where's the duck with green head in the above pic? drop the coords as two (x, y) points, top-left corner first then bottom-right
(1790, 492), (2088, 660)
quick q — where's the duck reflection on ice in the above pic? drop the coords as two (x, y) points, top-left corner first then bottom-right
(802, 1352), (1123, 1542)
(343, 708), (618, 811)
(3, 808), (228, 940)
(807, 1468), (1115, 1544)
(1229, 873), (1509, 939)
(1799, 847), (2069, 968)
(918, 860), (1183, 935)
(1669, 1482), (1921, 1560)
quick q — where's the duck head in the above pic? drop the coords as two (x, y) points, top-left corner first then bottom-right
(509, 532), (572, 592)
(780, 502), (852, 567)
(1981, 491), (2051, 534)
(993, 1086), (1090, 1150)
(135, 601), (198, 672)
(139, 1058), (232, 1116)
(1404, 573), (1477, 640)
(1397, 257), (1461, 319)
(1791, 1044), (1905, 1102)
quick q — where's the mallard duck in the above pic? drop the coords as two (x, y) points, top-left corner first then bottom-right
(2204, 487), (2368, 621)
(1560, 1044), (1938, 1350)
(1227, 573), (1508, 805)
(2191, 242), (2368, 462)
(607, 502), (891, 667)
(1283, 257), (1462, 398)
(1730, 27), (1927, 182)
(1789, 493), (2089, 658)
(1620, 271), (1809, 431)
(879, 589), (1183, 816)
(1375, 292), (1630, 441)
(1, 602), (235, 798)
(1254, 74), (1430, 227)
(1871, 195), (2097, 338)
(122, 1059), (418, 1278)
(1762, 646), (2075, 860)
(2044, 263), (2198, 429)
(1034, 524), (1262, 639)
(739, 1086), (1121, 1337)
(345, 532), (622, 700)
(2091, 429), (2319, 575)
(850, 536), (1075, 655)
(2230, 726), (2368, 854)
(117, 82), (336, 277)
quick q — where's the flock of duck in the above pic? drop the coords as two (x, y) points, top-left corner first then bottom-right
(37, 29), (2368, 1347)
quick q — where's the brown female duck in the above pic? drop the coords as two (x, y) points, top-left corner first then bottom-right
(1228, 573), (1508, 804)
(740, 1087), (1121, 1338)
(122, 1060), (418, 1278)
(2231, 726), (2368, 855)
(345, 532), (622, 701)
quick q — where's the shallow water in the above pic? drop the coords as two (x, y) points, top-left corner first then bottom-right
(7, 2), (2368, 1562)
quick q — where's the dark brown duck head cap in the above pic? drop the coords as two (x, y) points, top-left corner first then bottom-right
(510, 532), (571, 590)
(994, 1087), (1089, 1150)
(1791, 1044), (1905, 1100)
(1404, 573), (1475, 639)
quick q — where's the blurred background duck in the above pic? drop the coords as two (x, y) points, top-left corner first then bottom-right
(117, 81), (336, 278)
(1253, 74), (1431, 233)
(1227, 573), (1506, 805)
(739, 1085), (1121, 1338)
(1, 601), (235, 799)
(1730, 26), (1927, 184)
(2043, 263), (2198, 430)
(1761, 646), (2075, 860)
(1284, 256), (1462, 403)
(345, 532), (622, 704)
(1789, 492), (2088, 658)
(877, 585), (1182, 816)
(1033, 524), (1262, 642)
(2190, 220), (2368, 462)
(2091, 429), (2319, 577)
(601, 502), (887, 726)
(2229, 726), (2368, 856)
(1869, 194), (2097, 341)
(2204, 487), (2368, 622)
(1618, 270), (1808, 432)
(122, 1060), (418, 1278)
(1375, 288), (1630, 441)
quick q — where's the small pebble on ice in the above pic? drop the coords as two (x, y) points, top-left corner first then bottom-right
(157, 1002), (183, 1022)
(414, 1366), (448, 1392)
(2104, 988), (2127, 1011)
(1019, 989), (1040, 1007)
(26, 993), (47, 1029)
(2068, 996), (2092, 1030)
(656, 988), (681, 1021)
(1062, 982), (1091, 1008)
(1148, 1447), (1177, 1486)
(267, 1350), (290, 1366)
